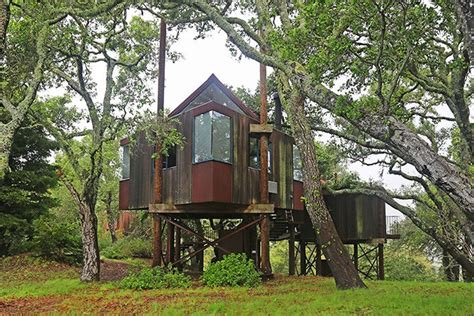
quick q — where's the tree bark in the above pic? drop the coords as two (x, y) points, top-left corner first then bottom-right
(105, 191), (117, 243)
(282, 84), (366, 289)
(0, 0), (9, 59)
(454, 0), (474, 63)
(79, 202), (100, 282)
(0, 124), (14, 180)
(443, 250), (460, 281)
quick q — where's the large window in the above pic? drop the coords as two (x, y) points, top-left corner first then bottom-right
(293, 145), (303, 181)
(120, 145), (130, 180)
(193, 111), (232, 163)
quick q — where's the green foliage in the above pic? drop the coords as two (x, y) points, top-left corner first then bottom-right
(30, 214), (83, 265)
(119, 267), (191, 290)
(101, 236), (152, 259)
(127, 109), (185, 158)
(270, 241), (289, 275)
(385, 251), (439, 282)
(202, 253), (261, 287)
(0, 117), (58, 256)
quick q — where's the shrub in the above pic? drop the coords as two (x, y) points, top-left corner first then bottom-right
(30, 214), (83, 265)
(202, 253), (261, 287)
(101, 236), (152, 259)
(385, 253), (439, 282)
(119, 267), (191, 290)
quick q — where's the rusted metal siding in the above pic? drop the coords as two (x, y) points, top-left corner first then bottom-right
(192, 161), (232, 203)
(293, 180), (304, 210)
(119, 180), (130, 210)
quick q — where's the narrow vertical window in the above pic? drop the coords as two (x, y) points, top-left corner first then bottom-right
(249, 136), (259, 168)
(293, 145), (303, 181)
(249, 137), (271, 172)
(163, 145), (177, 168)
(268, 141), (272, 174)
(193, 111), (231, 163)
(120, 145), (130, 180)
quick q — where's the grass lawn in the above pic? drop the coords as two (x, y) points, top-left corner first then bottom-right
(0, 256), (473, 315)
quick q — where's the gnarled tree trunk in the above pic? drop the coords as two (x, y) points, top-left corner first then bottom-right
(281, 83), (366, 289)
(63, 176), (101, 282)
(79, 202), (100, 282)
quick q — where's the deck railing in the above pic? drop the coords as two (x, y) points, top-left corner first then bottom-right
(386, 216), (401, 236)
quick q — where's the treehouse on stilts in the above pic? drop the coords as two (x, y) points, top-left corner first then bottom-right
(118, 19), (399, 279)
(118, 73), (400, 279)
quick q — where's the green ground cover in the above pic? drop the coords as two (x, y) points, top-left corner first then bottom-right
(0, 256), (472, 315)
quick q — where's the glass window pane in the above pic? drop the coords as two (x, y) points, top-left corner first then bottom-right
(211, 111), (231, 163)
(293, 145), (303, 181)
(121, 145), (130, 179)
(249, 136), (259, 168)
(185, 83), (244, 114)
(268, 141), (272, 173)
(194, 112), (212, 163)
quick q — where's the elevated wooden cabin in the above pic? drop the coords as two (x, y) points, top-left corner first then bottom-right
(119, 74), (398, 278)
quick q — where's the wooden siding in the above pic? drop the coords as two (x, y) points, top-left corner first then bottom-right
(124, 101), (300, 211)
(270, 130), (294, 209)
(175, 110), (193, 204)
(128, 132), (154, 209)
(162, 167), (177, 204)
(297, 193), (387, 242)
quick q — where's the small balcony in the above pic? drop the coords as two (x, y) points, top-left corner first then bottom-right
(386, 216), (401, 239)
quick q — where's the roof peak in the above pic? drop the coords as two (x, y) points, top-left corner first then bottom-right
(168, 74), (258, 119)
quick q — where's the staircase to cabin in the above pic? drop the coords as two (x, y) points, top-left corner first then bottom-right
(269, 210), (294, 241)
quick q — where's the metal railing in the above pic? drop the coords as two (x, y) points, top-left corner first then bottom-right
(386, 216), (401, 236)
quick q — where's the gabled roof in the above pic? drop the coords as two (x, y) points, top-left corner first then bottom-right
(168, 74), (259, 120)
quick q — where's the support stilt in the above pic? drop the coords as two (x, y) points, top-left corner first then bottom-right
(378, 243), (384, 280)
(260, 215), (272, 276)
(316, 243), (322, 276)
(300, 241), (306, 275)
(152, 215), (162, 267)
(166, 221), (175, 265)
(174, 227), (181, 270)
(289, 223), (295, 276)
(353, 243), (359, 271)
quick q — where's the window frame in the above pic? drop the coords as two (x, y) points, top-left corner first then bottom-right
(248, 136), (272, 174)
(248, 135), (260, 169)
(120, 144), (130, 180)
(192, 110), (233, 164)
(293, 145), (303, 181)
(163, 145), (177, 169)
